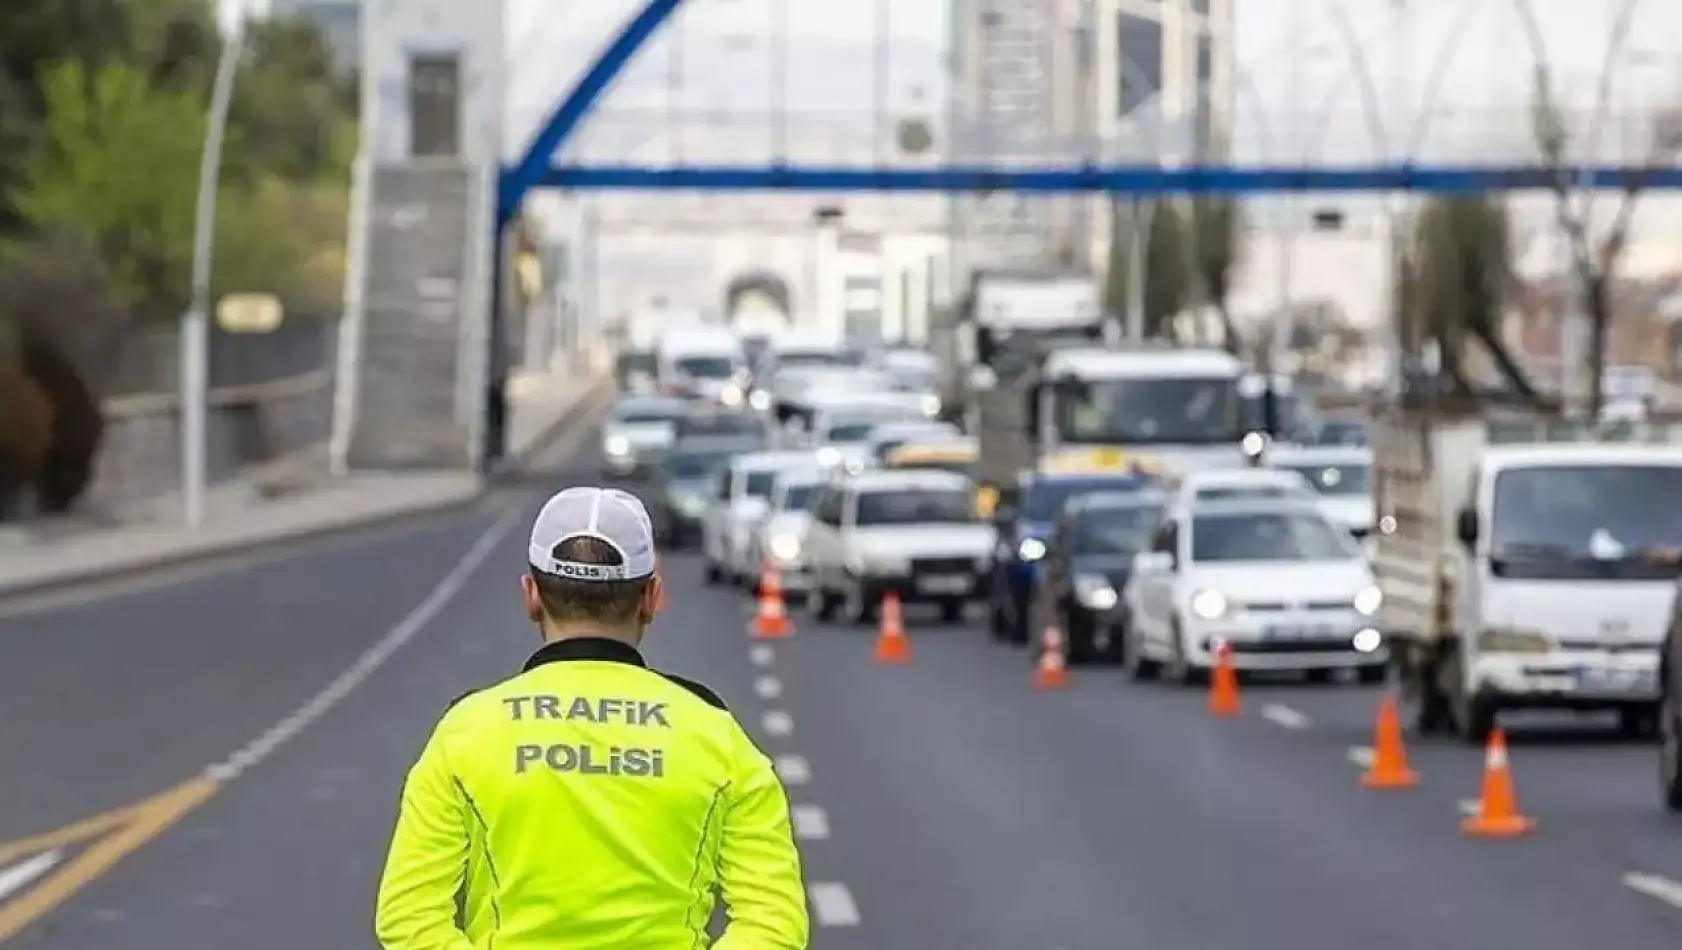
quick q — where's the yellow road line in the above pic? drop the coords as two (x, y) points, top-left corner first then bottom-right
(0, 777), (220, 942)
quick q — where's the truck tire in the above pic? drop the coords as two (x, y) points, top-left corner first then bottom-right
(1663, 695), (1682, 813)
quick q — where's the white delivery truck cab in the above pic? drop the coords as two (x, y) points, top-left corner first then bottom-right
(1373, 407), (1682, 742)
(657, 324), (747, 407)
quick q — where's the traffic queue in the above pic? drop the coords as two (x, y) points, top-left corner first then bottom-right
(599, 328), (1682, 816)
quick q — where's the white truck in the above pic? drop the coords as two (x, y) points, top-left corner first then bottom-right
(1372, 407), (1682, 743)
(933, 270), (1109, 488)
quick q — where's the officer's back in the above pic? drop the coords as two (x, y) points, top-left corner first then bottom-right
(375, 487), (809, 949)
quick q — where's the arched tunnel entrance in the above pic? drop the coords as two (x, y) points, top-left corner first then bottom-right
(723, 270), (794, 331)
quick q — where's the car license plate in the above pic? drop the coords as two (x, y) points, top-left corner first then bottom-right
(1573, 667), (1649, 691)
(918, 575), (971, 594)
(1263, 624), (1332, 640)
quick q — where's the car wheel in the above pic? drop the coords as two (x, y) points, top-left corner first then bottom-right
(1619, 705), (1658, 739)
(1124, 623), (1162, 682)
(939, 598), (965, 624)
(811, 584), (838, 622)
(843, 581), (877, 626)
(1357, 664), (1389, 686)
(1064, 607), (1096, 666)
(1166, 621), (1208, 687)
(703, 560), (722, 585)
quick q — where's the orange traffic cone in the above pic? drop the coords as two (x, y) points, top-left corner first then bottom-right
(1360, 694), (1419, 789)
(1207, 640), (1241, 717)
(1460, 728), (1534, 837)
(872, 591), (911, 664)
(1033, 626), (1069, 689)
(749, 562), (793, 640)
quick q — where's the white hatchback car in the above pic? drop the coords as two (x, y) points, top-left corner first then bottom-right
(1122, 498), (1386, 684)
(701, 451), (818, 586)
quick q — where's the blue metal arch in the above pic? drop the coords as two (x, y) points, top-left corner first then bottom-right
(499, 0), (683, 222)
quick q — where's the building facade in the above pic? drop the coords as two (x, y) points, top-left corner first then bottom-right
(1087, 0), (1234, 276)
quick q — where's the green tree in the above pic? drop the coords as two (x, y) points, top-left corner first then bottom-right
(1398, 194), (1543, 402)
(1189, 196), (1243, 353)
(1102, 200), (1190, 339)
(14, 59), (208, 320)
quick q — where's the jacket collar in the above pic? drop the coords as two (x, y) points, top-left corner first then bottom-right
(523, 636), (647, 672)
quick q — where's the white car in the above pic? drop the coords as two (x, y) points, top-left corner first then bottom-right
(745, 467), (829, 596)
(1267, 445), (1374, 539)
(802, 468), (995, 625)
(701, 451), (816, 585)
(1162, 467), (1318, 519)
(1122, 498), (1386, 683)
(807, 400), (929, 470)
(600, 395), (689, 477)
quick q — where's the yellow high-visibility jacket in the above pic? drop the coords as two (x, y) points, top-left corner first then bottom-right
(375, 636), (809, 949)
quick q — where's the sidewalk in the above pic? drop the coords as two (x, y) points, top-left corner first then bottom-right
(0, 372), (609, 597)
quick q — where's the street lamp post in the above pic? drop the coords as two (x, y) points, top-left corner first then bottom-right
(181, 9), (247, 528)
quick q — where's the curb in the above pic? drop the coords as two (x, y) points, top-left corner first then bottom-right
(0, 382), (611, 602)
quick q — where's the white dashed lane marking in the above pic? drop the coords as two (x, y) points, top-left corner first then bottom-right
(762, 710), (793, 736)
(1259, 703), (1310, 729)
(774, 755), (811, 785)
(0, 850), (61, 902)
(1458, 799), (1481, 817)
(1345, 746), (1375, 768)
(749, 645), (775, 667)
(791, 805), (831, 840)
(1623, 872), (1682, 910)
(809, 882), (861, 926)
(754, 676), (783, 699)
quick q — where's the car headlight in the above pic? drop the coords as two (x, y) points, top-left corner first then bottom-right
(815, 446), (841, 466)
(1074, 574), (1118, 610)
(749, 389), (771, 411)
(1353, 585), (1382, 616)
(720, 384), (743, 407)
(1478, 628), (1553, 654)
(1017, 538), (1046, 562)
(921, 394), (941, 417)
(605, 435), (630, 456)
(769, 533), (801, 562)
(1189, 589), (1228, 620)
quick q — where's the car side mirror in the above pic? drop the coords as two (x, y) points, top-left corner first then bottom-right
(1455, 507), (1478, 548)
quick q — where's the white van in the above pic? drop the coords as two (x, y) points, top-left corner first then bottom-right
(657, 325), (747, 407)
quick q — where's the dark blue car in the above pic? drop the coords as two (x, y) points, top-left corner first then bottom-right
(1031, 491), (1165, 664)
(987, 469), (1161, 645)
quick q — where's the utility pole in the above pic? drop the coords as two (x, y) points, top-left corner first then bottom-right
(182, 2), (247, 527)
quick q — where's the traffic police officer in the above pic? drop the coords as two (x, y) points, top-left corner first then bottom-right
(375, 487), (810, 949)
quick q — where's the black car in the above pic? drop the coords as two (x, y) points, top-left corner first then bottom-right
(1030, 491), (1164, 665)
(653, 436), (760, 547)
(1664, 601), (1682, 812)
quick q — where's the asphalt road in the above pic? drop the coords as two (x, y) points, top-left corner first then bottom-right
(1, 427), (1679, 948)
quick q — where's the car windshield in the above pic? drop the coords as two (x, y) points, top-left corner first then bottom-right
(855, 489), (974, 526)
(744, 471), (777, 498)
(667, 451), (735, 479)
(778, 483), (818, 511)
(1190, 510), (1357, 562)
(674, 356), (736, 378)
(1071, 506), (1160, 554)
(1056, 376), (1242, 445)
(1490, 464), (1682, 580)
(891, 459), (976, 478)
(679, 414), (762, 438)
(1025, 477), (1152, 521)
(1277, 464), (1370, 496)
(1315, 419), (1368, 446)
(614, 405), (686, 424)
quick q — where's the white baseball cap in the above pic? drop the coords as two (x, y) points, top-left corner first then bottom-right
(527, 487), (657, 581)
